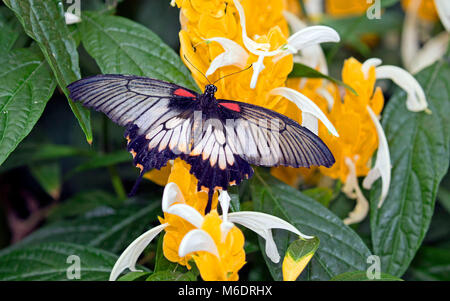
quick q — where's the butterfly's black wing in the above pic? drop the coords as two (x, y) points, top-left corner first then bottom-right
(68, 74), (201, 193)
(184, 98), (335, 198)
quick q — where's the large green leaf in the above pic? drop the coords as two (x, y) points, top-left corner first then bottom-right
(79, 11), (199, 92)
(46, 190), (121, 222)
(4, 0), (92, 142)
(0, 143), (93, 172)
(251, 170), (372, 280)
(0, 8), (19, 51)
(0, 242), (118, 281)
(0, 48), (56, 166)
(330, 271), (402, 281)
(370, 55), (450, 277)
(1, 199), (161, 255)
(67, 150), (131, 176)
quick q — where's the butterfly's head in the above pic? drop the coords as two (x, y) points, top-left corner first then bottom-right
(204, 84), (217, 96)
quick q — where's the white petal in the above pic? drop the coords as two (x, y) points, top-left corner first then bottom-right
(302, 112), (318, 136)
(218, 190), (231, 222)
(162, 182), (185, 212)
(375, 65), (428, 112)
(435, 0), (450, 32)
(109, 223), (167, 281)
(250, 55), (265, 89)
(178, 229), (220, 258)
(233, 0), (273, 55)
(409, 31), (450, 74)
(64, 12), (81, 25)
(220, 221), (235, 242)
(205, 37), (249, 76)
(270, 87), (339, 137)
(284, 11), (329, 74)
(287, 26), (340, 53)
(401, 0), (420, 70)
(361, 58), (382, 79)
(228, 211), (313, 263)
(342, 157), (369, 225)
(166, 204), (204, 228)
(316, 87), (335, 111)
(362, 106), (391, 208)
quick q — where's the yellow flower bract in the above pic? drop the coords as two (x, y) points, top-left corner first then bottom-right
(193, 210), (246, 281)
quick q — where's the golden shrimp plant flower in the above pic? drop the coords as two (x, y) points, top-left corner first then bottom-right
(173, 0), (340, 137)
(109, 178), (314, 281)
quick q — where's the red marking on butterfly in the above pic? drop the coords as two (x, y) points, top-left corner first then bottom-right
(219, 102), (241, 112)
(174, 88), (196, 98)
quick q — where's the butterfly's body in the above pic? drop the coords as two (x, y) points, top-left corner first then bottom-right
(68, 75), (335, 212)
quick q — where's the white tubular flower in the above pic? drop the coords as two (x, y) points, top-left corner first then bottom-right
(64, 12), (81, 25)
(109, 223), (167, 281)
(270, 87), (339, 137)
(204, 38), (249, 77)
(401, 0), (420, 71)
(233, 0), (339, 88)
(109, 182), (194, 281)
(342, 157), (369, 225)
(409, 32), (450, 74)
(179, 229), (220, 258)
(363, 106), (391, 208)
(166, 203), (204, 228)
(402, 0), (449, 73)
(283, 11), (329, 75)
(362, 58), (428, 112)
(161, 182), (185, 212)
(228, 211), (313, 263)
(435, 0), (450, 32)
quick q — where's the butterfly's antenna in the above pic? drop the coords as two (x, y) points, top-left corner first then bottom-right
(212, 64), (253, 85)
(129, 172), (144, 197)
(183, 55), (212, 85)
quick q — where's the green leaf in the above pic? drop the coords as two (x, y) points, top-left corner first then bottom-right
(251, 169), (372, 280)
(289, 63), (357, 95)
(283, 237), (319, 281)
(0, 143), (92, 172)
(331, 271), (402, 281)
(0, 242), (118, 281)
(117, 271), (151, 281)
(146, 271), (196, 281)
(228, 186), (241, 212)
(79, 11), (199, 92)
(29, 162), (62, 199)
(303, 187), (334, 208)
(0, 48), (56, 166)
(4, 0), (92, 143)
(381, 0), (399, 8)
(370, 56), (450, 277)
(46, 190), (121, 222)
(410, 247), (450, 281)
(0, 10), (19, 51)
(1, 199), (161, 255)
(67, 150), (131, 176)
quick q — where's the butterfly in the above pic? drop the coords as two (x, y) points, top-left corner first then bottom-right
(68, 75), (335, 212)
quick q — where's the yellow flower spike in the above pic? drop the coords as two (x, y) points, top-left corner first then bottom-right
(178, 210), (246, 281)
(167, 158), (218, 213)
(282, 236), (319, 281)
(143, 163), (172, 186)
(325, 0), (371, 17)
